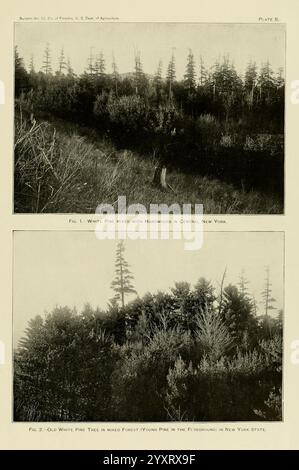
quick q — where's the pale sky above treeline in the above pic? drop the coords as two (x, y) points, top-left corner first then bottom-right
(13, 231), (284, 345)
(15, 22), (285, 79)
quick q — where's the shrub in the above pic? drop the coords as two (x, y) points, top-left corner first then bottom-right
(259, 334), (283, 372)
(93, 90), (111, 129)
(164, 349), (281, 421)
(254, 387), (282, 420)
(244, 134), (284, 155)
(111, 327), (192, 421)
(107, 94), (149, 136)
(14, 308), (119, 421)
(194, 113), (222, 155)
(165, 357), (194, 420)
(148, 104), (182, 135)
(194, 306), (233, 361)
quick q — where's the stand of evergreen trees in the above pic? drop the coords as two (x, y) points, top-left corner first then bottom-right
(14, 277), (282, 422)
(15, 46), (284, 196)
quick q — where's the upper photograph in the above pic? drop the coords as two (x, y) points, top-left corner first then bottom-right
(14, 23), (285, 214)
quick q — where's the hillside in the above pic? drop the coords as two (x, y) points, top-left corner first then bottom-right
(14, 114), (283, 214)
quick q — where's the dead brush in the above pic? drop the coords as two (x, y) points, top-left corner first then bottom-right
(14, 112), (93, 213)
(94, 150), (136, 205)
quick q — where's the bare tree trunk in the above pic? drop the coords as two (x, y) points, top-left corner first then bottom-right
(153, 162), (168, 190)
(160, 166), (168, 189)
(218, 266), (227, 315)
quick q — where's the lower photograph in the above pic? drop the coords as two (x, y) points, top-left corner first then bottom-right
(13, 231), (284, 422)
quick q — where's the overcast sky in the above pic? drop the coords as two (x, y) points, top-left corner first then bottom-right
(13, 231), (284, 345)
(15, 22), (285, 79)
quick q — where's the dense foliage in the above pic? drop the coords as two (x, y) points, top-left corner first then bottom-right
(15, 47), (284, 200)
(14, 278), (282, 422)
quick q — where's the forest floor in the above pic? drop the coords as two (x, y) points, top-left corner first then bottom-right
(14, 115), (283, 214)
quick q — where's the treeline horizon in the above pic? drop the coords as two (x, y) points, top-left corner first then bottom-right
(15, 261), (283, 340)
(16, 272), (282, 346)
(16, 43), (285, 83)
(15, 45), (285, 126)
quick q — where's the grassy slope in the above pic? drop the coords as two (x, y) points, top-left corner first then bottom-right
(15, 115), (283, 214)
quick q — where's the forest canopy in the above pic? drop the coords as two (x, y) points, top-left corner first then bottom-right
(14, 28), (285, 214)
(14, 266), (282, 422)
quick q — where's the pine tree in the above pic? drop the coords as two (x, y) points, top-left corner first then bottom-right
(111, 54), (119, 95)
(275, 309), (283, 332)
(212, 56), (242, 123)
(110, 241), (137, 308)
(153, 60), (163, 94)
(166, 52), (176, 100)
(171, 281), (191, 300)
(134, 50), (144, 95)
(221, 284), (255, 345)
(244, 60), (257, 108)
(184, 49), (196, 92)
(15, 47), (28, 96)
(194, 277), (216, 308)
(198, 55), (207, 86)
(14, 47), (24, 72)
(86, 48), (95, 77)
(276, 67), (284, 89)
(42, 43), (52, 75)
(195, 304), (232, 361)
(211, 57), (221, 99)
(66, 57), (75, 77)
(58, 47), (67, 74)
(244, 61), (257, 90)
(29, 55), (35, 74)
(238, 269), (250, 297)
(258, 61), (275, 102)
(251, 294), (258, 316)
(95, 51), (105, 77)
(217, 267), (227, 315)
(261, 266), (276, 317)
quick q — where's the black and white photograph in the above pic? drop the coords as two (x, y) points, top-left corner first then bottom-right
(13, 231), (283, 422)
(14, 23), (285, 214)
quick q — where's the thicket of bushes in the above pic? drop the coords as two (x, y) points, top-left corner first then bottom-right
(15, 112), (282, 214)
(14, 279), (282, 422)
(15, 48), (284, 197)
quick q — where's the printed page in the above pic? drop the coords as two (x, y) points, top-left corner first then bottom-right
(0, 0), (298, 454)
